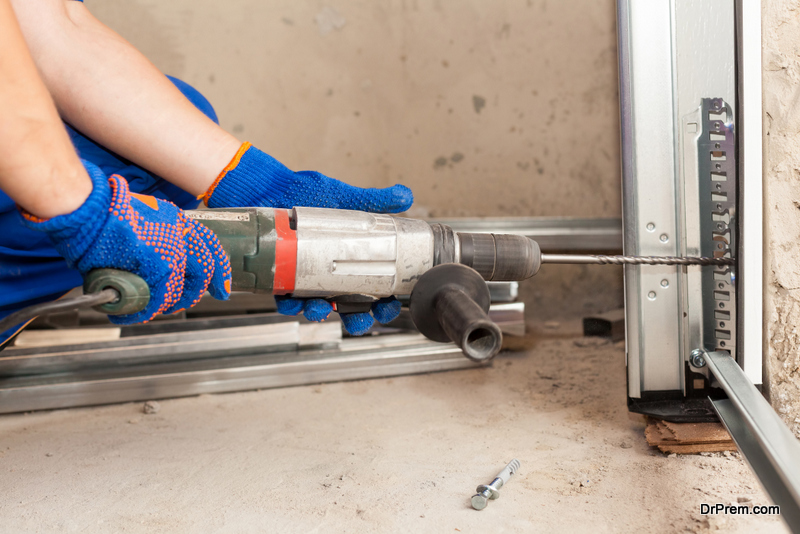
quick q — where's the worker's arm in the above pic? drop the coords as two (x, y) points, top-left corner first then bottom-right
(0, 0), (230, 322)
(10, 0), (240, 197)
(12, 0), (410, 334)
(11, 0), (413, 214)
(0, 0), (91, 219)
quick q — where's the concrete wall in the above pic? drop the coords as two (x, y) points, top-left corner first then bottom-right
(763, 0), (800, 434)
(84, 0), (623, 319)
(84, 0), (620, 218)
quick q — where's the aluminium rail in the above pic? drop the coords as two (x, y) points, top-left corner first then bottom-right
(0, 304), (525, 414)
(0, 334), (478, 414)
(704, 351), (800, 532)
(430, 217), (623, 252)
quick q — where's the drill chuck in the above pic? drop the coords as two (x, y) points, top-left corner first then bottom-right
(430, 224), (541, 281)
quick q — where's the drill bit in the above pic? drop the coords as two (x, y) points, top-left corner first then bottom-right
(541, 254), (734, 266)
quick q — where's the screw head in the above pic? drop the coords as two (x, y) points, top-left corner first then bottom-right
(471, 494), (489, 510)
(690, 349), (706, 368)
(476, 484), (498, 498)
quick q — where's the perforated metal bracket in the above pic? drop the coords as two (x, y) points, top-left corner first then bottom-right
(698, 98), (737, 356)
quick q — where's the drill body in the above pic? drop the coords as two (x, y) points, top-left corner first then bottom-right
(186, 207), (542, 303)
(84, 206), (542, 360)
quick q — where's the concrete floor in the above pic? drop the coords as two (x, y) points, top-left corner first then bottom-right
(0, 329), (786, 533)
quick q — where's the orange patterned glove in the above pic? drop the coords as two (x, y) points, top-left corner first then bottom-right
(21, 160), (231, 324)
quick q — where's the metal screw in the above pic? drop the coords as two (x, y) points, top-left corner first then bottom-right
(659, 234), (669, 243)
(471, 459), (520, 510)
(690, 349), (706, 368)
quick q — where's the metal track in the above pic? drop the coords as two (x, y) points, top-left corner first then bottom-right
(704, 351), (800, 532)
(0, 304), (525, 413)
(431, 217), (622, 252)
(0, 334), (480, 415)
(1, 321), (334, 376)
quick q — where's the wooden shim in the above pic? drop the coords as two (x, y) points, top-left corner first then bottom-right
(657, 442), (736, 454)
(645, 418), (736, 454)
(663, 421), (733, 443)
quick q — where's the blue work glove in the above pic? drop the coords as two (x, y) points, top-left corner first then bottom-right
(21, 161), (231, 324)
(200, 143), (413, 213)
(274, 296), (403, 336)
(200, 142), (412, 334)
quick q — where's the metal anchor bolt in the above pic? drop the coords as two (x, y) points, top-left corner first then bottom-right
(690, 348), (707, 368)
(470, 459), (520, 510)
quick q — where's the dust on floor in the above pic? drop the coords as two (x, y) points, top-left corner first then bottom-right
(0, 331), (786, 533)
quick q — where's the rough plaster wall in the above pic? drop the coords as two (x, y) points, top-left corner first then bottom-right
(763, 0), (800, 434)
(84, 0), (620, 219)
(83, 0), (623, 319)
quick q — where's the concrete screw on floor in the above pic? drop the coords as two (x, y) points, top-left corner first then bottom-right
(470, 459), (520, 510)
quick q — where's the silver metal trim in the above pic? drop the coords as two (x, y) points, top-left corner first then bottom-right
(0, 322), (311, 376)
(736, 0), (764, 386)
(705, 351), (800, 531)
(617, 0), (640, 397)
(486, 282), (519, 303)
(619, 0), (738, 398)
(428, 217), (622, 252)
(619, 0), (683, 396)
(0, 335), (480, 415)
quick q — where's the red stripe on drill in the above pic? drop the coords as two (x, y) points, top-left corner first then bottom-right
(273, 209), (297, 295)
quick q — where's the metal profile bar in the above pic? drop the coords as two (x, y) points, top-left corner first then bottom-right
(1, 303), (523, 377)
(704, 351), (800, 531)
(735, 0), (764, 385)
(429, 217), (622, 252)
(619, 0), (684, 396)
(0, 322), (335, 376)
(0, 336), (478, 415)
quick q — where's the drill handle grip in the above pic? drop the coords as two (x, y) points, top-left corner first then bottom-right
(84, 269), (151, 315)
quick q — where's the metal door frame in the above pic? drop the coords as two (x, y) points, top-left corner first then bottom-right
(618, 0), (763, 420)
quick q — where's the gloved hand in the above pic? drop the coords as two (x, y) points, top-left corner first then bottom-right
(21, 160), (231, 324)
(200, 142), (414, 213)
(200, 142), (412, 334)
(275, 296), (402, 336)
